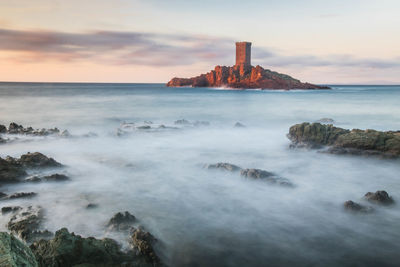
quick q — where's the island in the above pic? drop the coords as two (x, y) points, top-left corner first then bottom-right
(167, 42), (330, 90)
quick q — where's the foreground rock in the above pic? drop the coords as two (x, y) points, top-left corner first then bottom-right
(240, 168), (293, 186)
(364, 190), (394, 205)
(30, 228), (153, 267)
(167, 64), (330, 90)
(288, 122), (400, 157)
(203, 162), (242, 172)
(130, 227), (160, 265)
(0, 232), (39, 267)
(343, 200), (373, 213)
(107, 211), (137, 232)
(7, 206), (52, 243)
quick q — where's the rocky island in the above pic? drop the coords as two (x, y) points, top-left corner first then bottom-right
(167, 42), (330, 90)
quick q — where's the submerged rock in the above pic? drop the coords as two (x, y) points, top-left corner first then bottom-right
(240, 168), (293, 186)
(1, 206), (22, 214)
(174, 119), (191, 125)
(234, 122), (246, 128)
(86, 203), (98, 209)
(204, 162), (242, 172)
(30, 228), (152, 267)
(343, 200), (373, 213)
(0, 232), (39, 267)
(129, 227), (160, 265)
(4, 192), (37, 200)
(17, 152), (62, 169)
(7, 206), (52, 243)
(288, 122), (400, 157)
(364, 190), (394, 205)
(107, 211), (137, 232)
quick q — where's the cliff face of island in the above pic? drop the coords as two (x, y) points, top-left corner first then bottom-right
(166, 64), (330, 90)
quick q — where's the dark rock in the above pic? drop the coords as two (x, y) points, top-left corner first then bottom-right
(8, 122), (24, 134)
(137, 125), (151, 130)
(86, 203), (98, 209)
(288, 122), (400, 157)
(42, 174), (69, 182)
(30, 228), (152, 267)
(0, 157), (27, 184)
(5, 192), (37, 200)
(0, 192), (7, 198)
(343, 200), (373, 213)
(240, 168), (293, 186)
(204, 162), (242, 172)
(174, 119), (191, 125)
(0, 124), (7, 133)
(129, 227), (160, 265)
(364, 191), (394, 205)
(24, 176), (42, 183)
(0, 232), (39, 267)
(18, 152), (62, 169)
(234, 122), (246, 128)
(107, 211), (137, 232)
(1, 206), (22, 214)
(167, 64), (329, 90)
(7, 206), (49, 243)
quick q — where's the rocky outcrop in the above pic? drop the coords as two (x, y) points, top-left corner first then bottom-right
(0, 157), (27, 184)
(30, 228), (153, 267)
(130, 227), (160, 265)
(25, 174), (69, 183)
(167, 65), (330, 90)
(240, 168), (293, 186)
(3, 192), (37, 200)
(16, 152), (62, 169)
(106, 211), (137, 232)
(288, 122), (400, 157)
(0, 232), (39, 267)
(2, 122), (62, 136)
(7, 206), (52, 243)
(203, 162), (242, 172)
(364, 190), (394, 205)
(343, 200), (373, 213)
(1, 206), (22, 214)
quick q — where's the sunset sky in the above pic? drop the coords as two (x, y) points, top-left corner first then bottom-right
(0, 0), (399, 84)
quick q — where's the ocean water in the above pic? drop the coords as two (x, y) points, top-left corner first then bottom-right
(0, 83), (400, 266)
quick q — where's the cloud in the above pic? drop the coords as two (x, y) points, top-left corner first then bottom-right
(0, 27), (399, 70)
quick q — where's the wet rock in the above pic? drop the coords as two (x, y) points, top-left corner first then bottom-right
(42, 174), (69, 182)
(234, 122), (246, 128)
(7, 206), (50, 243)
(24, 176), (42, 183)
(0, 232), (39, 267)
(364, 190), (394, 205)
(316, 118), (335, 124)
(288, 122), (400, 157)
(174, 119), (191, 125)
(107, 211), (137, 232)
(343, 200), (373, 213)
(86, 203), (98, 209)
(240, 168), (293, 186)
(0, 157), (27, 184)
(0, 192), (7, 198)
(1, 206), (22, 214)
(5, 192), (37, 200)
(0, 124), (7, 133)
(7, 122), (62, 137)
(137, 125), (151, 130)
(129, 227), (160, 265)
(30, 228), (151, 267)
(204, 162), (242, 172)
(8, 122), (24, 134)
(18, 152), (62, 169)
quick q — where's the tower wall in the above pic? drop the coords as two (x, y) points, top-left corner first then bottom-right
(235, 42), (251, 66)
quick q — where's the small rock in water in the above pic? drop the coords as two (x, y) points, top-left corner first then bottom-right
(107, 211), (137, 232)
(2, 206), (22, 214)
(5, 192), (37, 200)
(174, 119), (191, 125)
(86, 203), (98, 209)
(0, 192), (7, 198)
(42, 173), (69, 182)
(316, 118), (335, 124)
(240, 168), (293, 186)
(204, 162), (242, 172)
(0, 124), (7, 133)
(137, 125), (151, 130)
(343, 200), (373, 213)
(234, 122), (246, 128)
(129, 227), (160, 264)
(364, 190), (394, 205)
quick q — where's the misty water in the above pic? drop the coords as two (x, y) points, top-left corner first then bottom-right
(0, 83), (400, 266)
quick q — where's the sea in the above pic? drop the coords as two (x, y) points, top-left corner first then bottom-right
(0, 82), (399, 266)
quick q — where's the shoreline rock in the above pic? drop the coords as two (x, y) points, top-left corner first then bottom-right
(0, 232), (39, 267)
(287, 122), (400, 158)
(364, 190), (394, 205)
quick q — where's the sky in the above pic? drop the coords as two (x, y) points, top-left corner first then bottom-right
(0, 0), (399, 84)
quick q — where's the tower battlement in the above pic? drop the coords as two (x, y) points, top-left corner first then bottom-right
(235, 42), (252, 66)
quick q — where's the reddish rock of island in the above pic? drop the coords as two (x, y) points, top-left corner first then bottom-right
(167, 41), (330, 90)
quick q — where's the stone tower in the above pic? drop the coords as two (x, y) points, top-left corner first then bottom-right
(235, 42), (252, 66)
